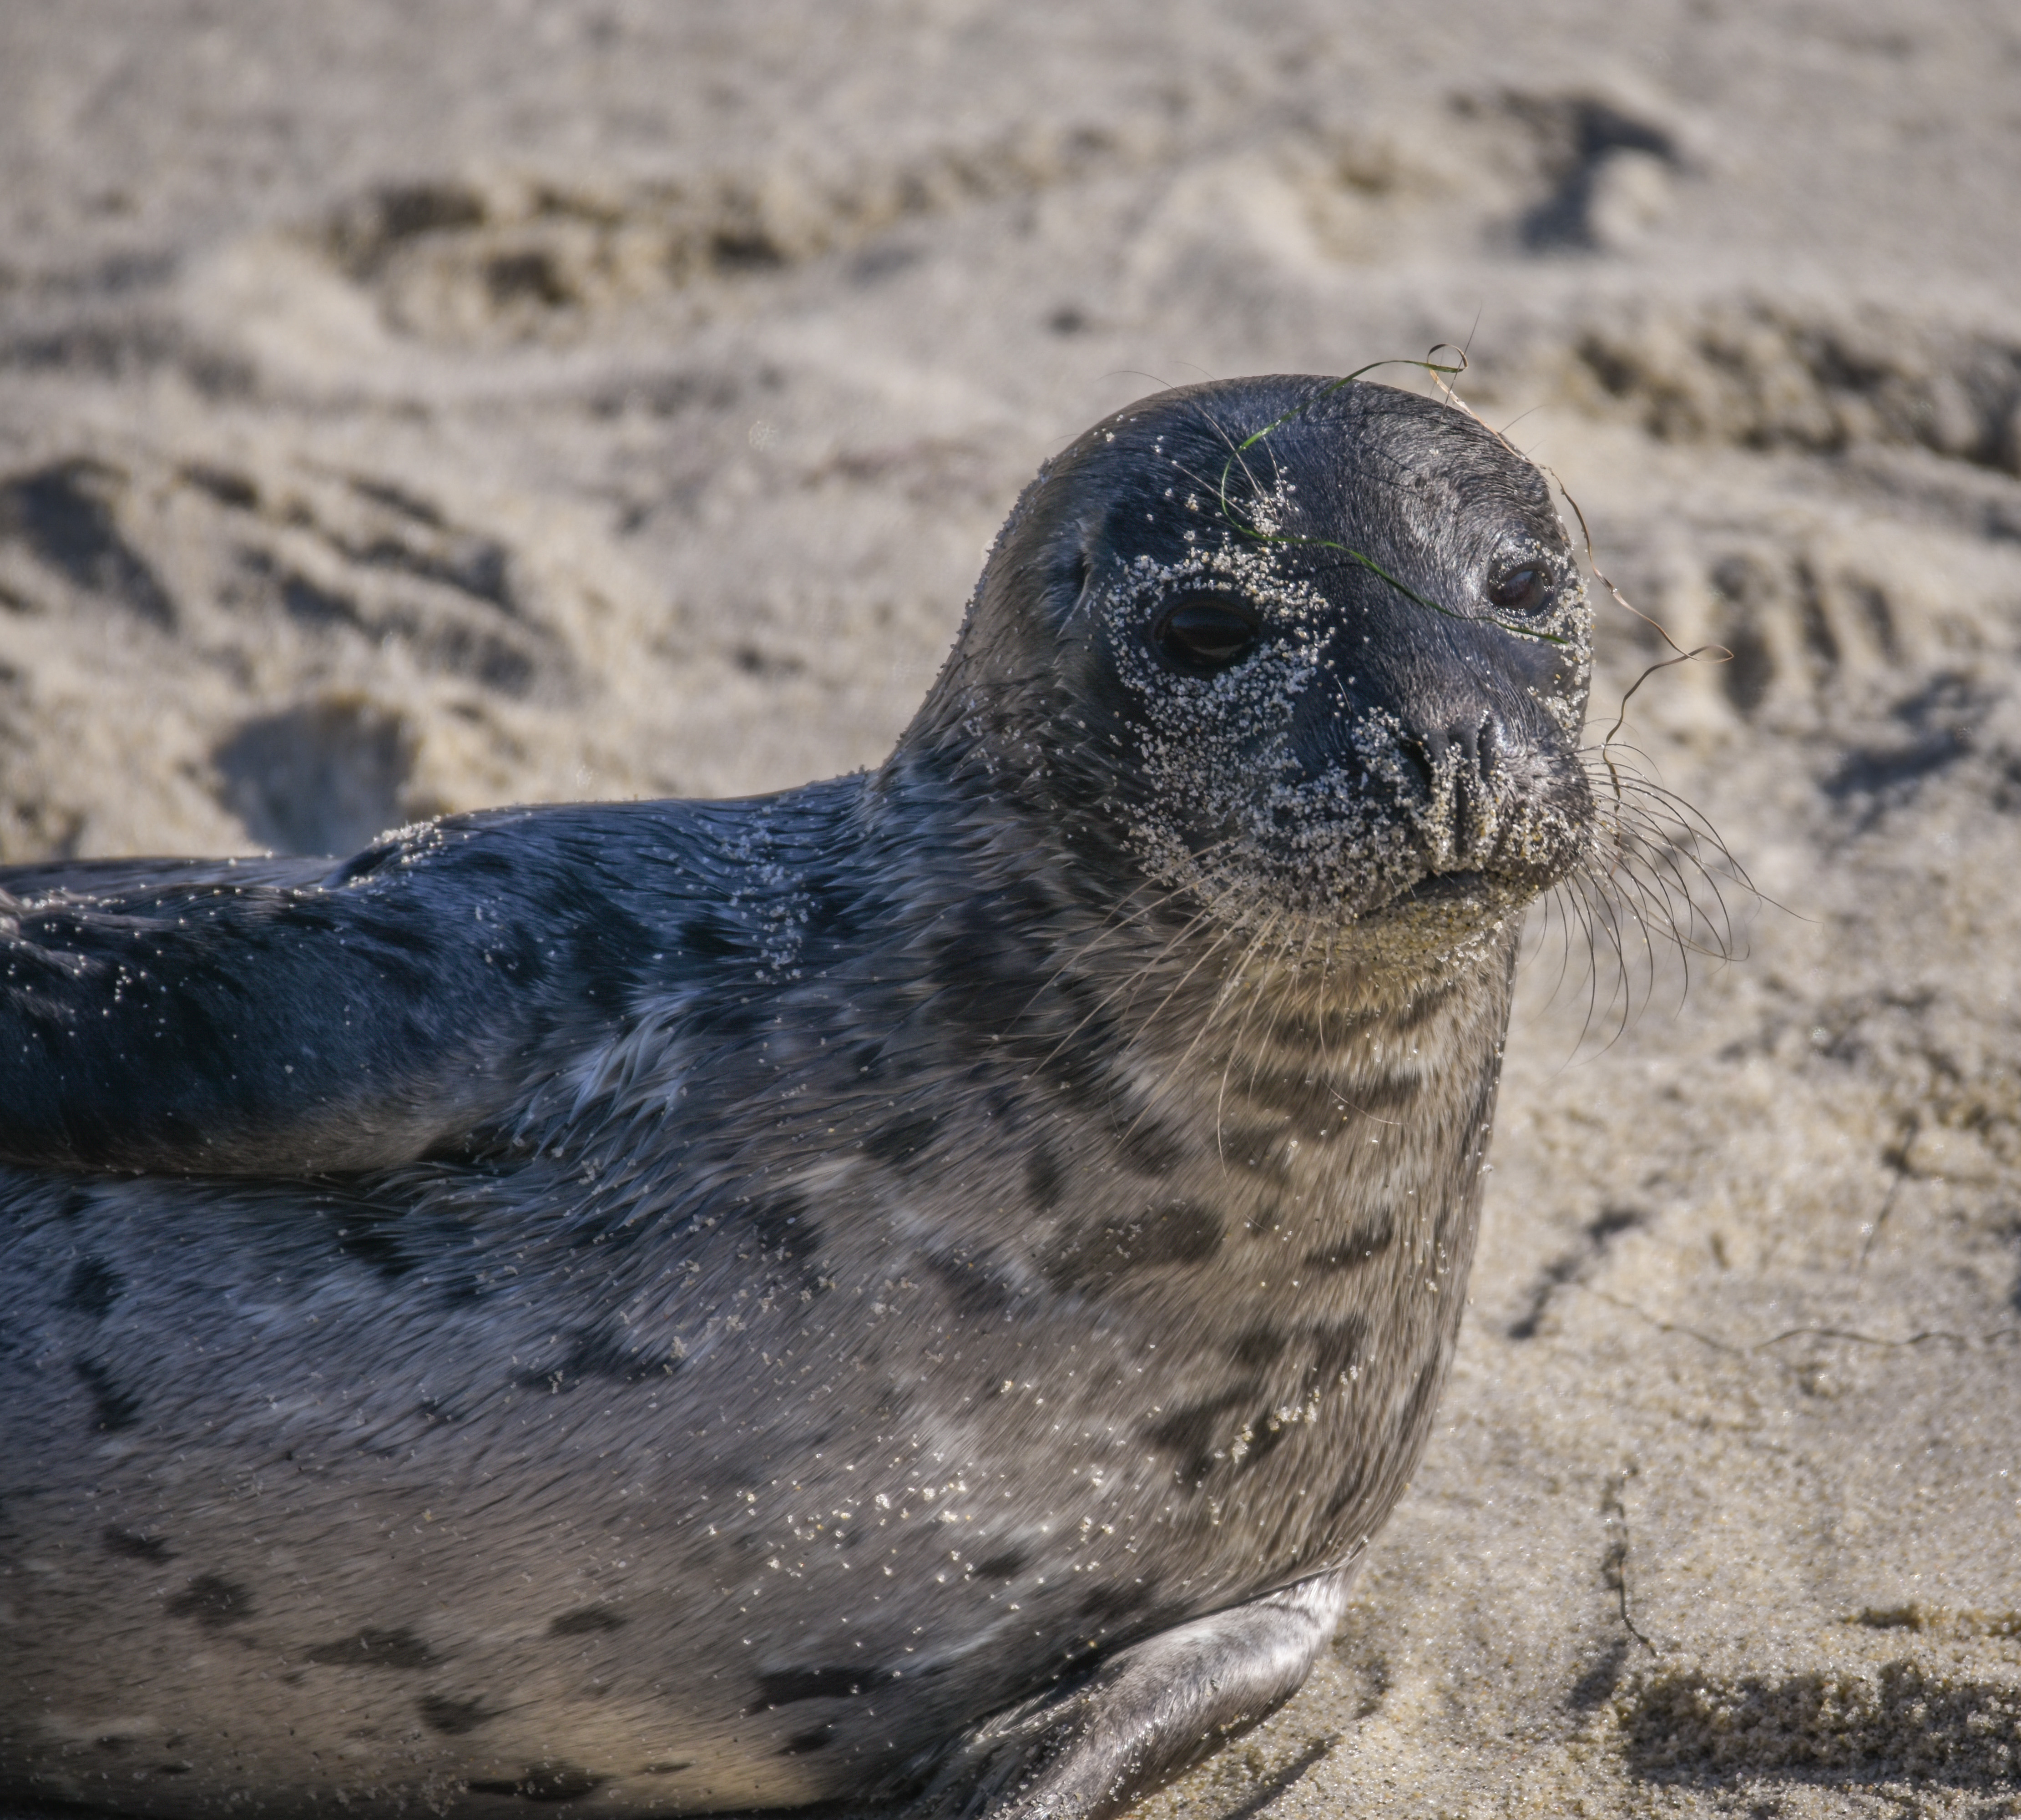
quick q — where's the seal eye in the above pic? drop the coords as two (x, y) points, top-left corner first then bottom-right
(1153, 597), (1260, 674)
(1485, 563), (1550, 614)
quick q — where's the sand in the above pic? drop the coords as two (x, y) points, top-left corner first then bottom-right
(1, 2), (2018, 1814)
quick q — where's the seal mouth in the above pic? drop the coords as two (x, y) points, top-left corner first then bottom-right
(1346, 866), (1499, 929)
(1399, 869), (1490, 907)
(1377, 857), (1570, 922)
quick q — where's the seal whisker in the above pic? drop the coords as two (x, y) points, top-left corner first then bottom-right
(1113, 895), (1254, 1049)
(1309, 927), (1403, 1124)
(1181, 400), (1270, 509)
(1017, 835), (1253, 1015)
(1602, 832), (1718, 966)
(1531, 877), (1602, 1033)
(1112, 912), (1267, 1149)
(1593, 792), (1744, 970)
(1020, 865), (1262, 1079)
(1214, 913), (1291, 1163)
(1026, 903), (1222, 1076)
(1562, 746), (1752, 1022)
(1540, 871), (1618, 1050)
(1240, 916), (1323, 1098)
(1569, 870), (1638, 1051)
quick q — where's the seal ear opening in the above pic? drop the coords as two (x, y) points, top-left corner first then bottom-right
(1058, 526), (1101, 624)
(1067, 542), (1099, 602)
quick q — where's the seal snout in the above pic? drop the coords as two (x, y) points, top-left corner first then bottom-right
(1400, 712), (1505, 874)
(1373, 693), (1593, 908)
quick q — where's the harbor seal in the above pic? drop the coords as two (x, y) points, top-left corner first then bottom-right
(0, 374), (1594, 1819)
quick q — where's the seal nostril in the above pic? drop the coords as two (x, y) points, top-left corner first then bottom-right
(1406, 723), (1499, 793)
(1402, 730), (1444, 793)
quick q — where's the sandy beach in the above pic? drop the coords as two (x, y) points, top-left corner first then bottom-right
(1, 3), (2018, 1814)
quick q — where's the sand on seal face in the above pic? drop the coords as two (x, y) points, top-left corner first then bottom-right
(1, 4), (2018, 1815)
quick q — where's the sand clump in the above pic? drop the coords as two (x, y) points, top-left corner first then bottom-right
(2, 3), (2020, 1815)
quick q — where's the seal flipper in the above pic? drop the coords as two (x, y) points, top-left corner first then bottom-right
(0, 809), (663, 1176)
(907, 1566), (1355, 1820)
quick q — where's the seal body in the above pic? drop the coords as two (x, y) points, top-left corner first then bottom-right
(0, 378), (1594, 1818)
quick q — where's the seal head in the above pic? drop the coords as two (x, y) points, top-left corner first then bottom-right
(911, 374), (1592, 990)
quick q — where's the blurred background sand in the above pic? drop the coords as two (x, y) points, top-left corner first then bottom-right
(1, 3), (2018, 1814)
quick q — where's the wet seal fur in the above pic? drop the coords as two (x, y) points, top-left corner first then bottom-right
(0, 377), (1594, 1819)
